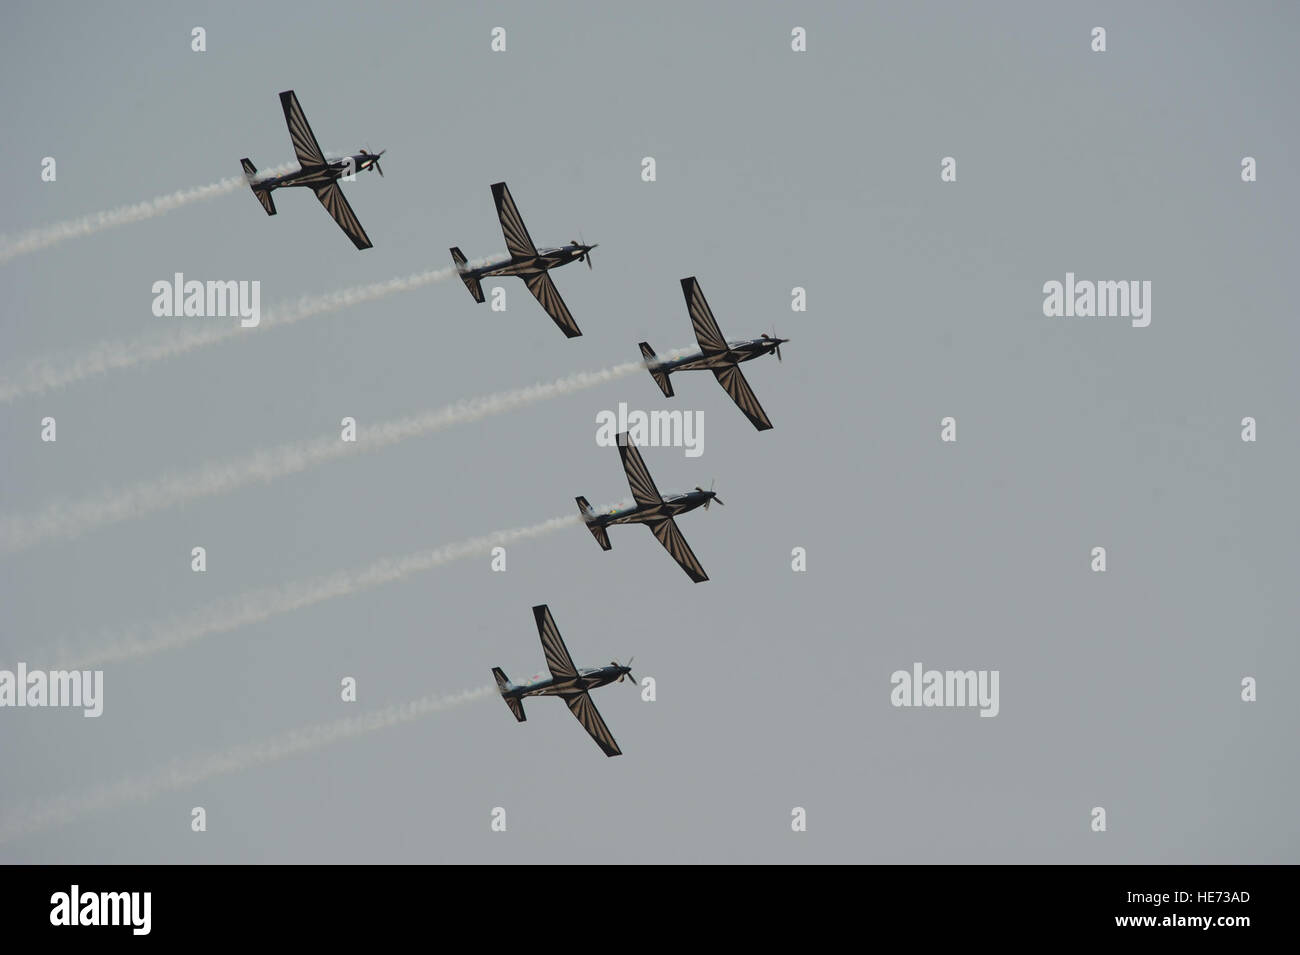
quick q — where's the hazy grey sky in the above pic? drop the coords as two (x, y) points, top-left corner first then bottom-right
(1, 1), (1297, 862)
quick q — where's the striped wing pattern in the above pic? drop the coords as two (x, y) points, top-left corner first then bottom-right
(712, 364), (773, 431)
(617, 436), (663, 508)
(524, 272), (582, 338)
(680, 277), (729, 354)
(492, 181), (538, 259)
(533, 605), (578, 679)
(564, 691), (622, 757)
(279, 90), (327, 168)
(313, 182), (373, 250)
(648, 517), (709, 583)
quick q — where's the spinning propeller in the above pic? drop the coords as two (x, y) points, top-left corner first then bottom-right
(570, 234), (596, 269)
(360, 147), (386, 176)
(695, 479), (724, 509)
(612, 657), (636, 684)
(761, 329), (785, 361)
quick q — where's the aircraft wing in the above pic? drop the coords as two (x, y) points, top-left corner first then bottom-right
(647, 516), (709, 583)
(279, 90), (328, 169)
(617, 434), (663, 508)
(312, 182), (373, 250)
(712, 364), (773, 431)
(564, 691), (622, 757)
(533, 604), (578, 680)
(492, 181), (538, 259)
(680, 277), (729, 354)
(524, 272), (582, 338)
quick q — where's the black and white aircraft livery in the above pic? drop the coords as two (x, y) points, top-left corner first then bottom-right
(240, 90), (384, 250)
(493, 605), (636, 757)
(639, 277), (789, 431)
(576, 432), (721, 583)
(450, 181), (595, 338)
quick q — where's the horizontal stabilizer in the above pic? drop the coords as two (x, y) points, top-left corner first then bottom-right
(451, 247), (484, 303)
(639, 342), (673, 397)
(492, 667), (526, 722)
(588, 524), (611, 551)
(241, 159), (277, 216)
(575, 497), (612, 550)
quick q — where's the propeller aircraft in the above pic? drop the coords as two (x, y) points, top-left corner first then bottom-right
(240, 90), (385, 250)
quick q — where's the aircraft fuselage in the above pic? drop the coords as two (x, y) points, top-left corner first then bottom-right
(587, 489), (715, 528)
(503, 664), (630, 697)
(462, 244), (593, 280)
(250, 153), (381, 192)
(652, 337), (785, 374)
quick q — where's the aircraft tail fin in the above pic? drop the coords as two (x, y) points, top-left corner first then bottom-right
(575, 497), (612, 551)
(241, 159), (277, 216)
(638, 342), (674, 397)
(492, 667), (526, 722)
(451, 247), (484, 303)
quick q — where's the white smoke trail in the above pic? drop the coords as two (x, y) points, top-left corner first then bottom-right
(52, 507), (634, 669)
(0, 257), (501, 404)
(0, 350), (687, 555)
(0, 685), (494, 843)
(0, 162), (300, 264)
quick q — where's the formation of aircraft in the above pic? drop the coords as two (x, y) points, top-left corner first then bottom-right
(576, 432), (721, 583)
(450, 182), (595, 338)
(638, 277), (789, 431)
(240, 90), (384, 250)
(492, 605), (635, 757)
(236, 92), (792, 758)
